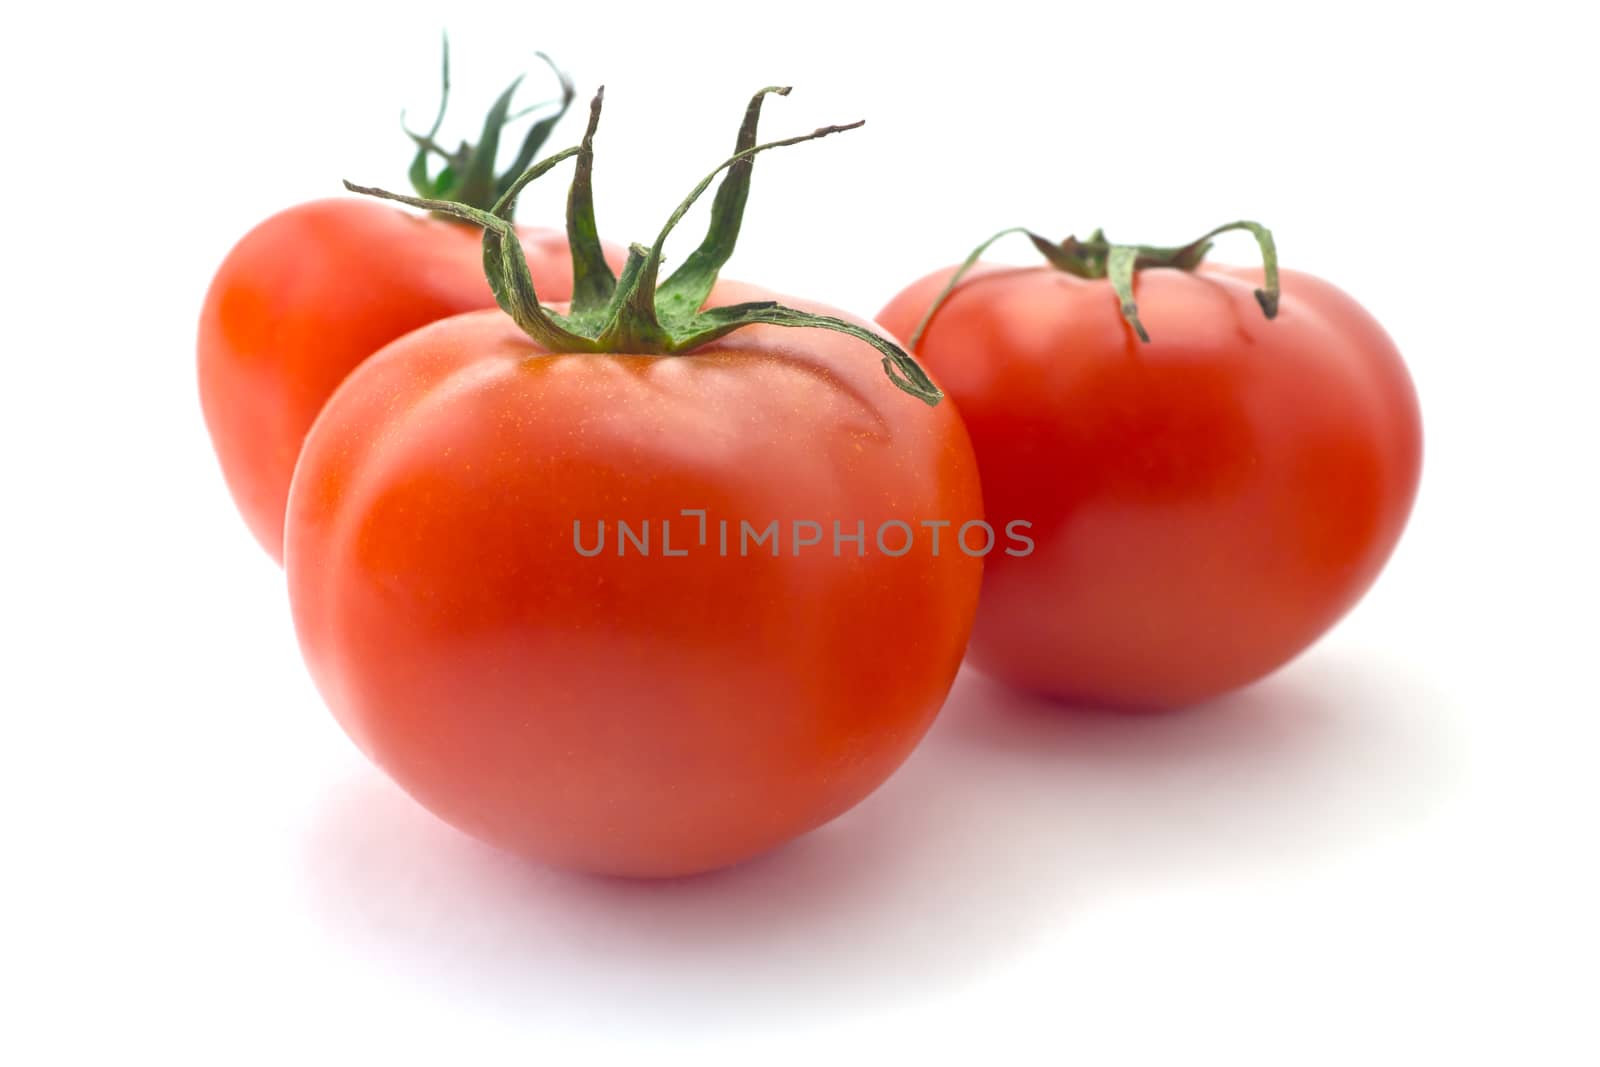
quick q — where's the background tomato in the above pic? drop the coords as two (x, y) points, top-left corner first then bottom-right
(879, 257), (1422, 710)
(196, 49), (628, 562)
(197, 201), (594, 562)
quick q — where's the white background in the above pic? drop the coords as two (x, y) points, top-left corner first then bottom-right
(3, 1), (1597, 1062)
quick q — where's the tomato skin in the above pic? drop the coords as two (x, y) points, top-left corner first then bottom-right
(198, 198), (601, 562)
(877, 263), (1422, 710)
(284, 297), (983, 877)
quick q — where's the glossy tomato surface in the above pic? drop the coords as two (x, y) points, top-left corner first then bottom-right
(878, 263), (1422, 710)
(285, 297), (983, 877)
(197, 198), (606, 562)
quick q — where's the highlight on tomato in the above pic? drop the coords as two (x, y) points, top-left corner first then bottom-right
(286, 87), (984, 877)
(878, 222), (1422, 711)
(198, 39), (622, 562)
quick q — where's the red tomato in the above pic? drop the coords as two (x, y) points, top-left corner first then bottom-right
(197, 48), (618, 562)
(285, 295), (982, 876)
(878, 258), (1422, 710)
(284, 87), (980, 877)
(198, 201), (605, 562)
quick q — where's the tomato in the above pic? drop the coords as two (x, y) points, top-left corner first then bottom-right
(878, 230), (1422, 710)
(285, 87), (981, 876)
(286, 297), (980, 876)
(198, 204), (591, 561)
(197, 48), (623, 562)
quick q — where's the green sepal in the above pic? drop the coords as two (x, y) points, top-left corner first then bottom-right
(451, 76), (525, 213)
(346, 145), (587, 352)
(593, 245), (675, 352)
(677, 302), (941, 405)
(349, 87), (943, 406)
(654, 86), (792, 324)
(399, 35), (577, 213)
(495, 54), (575, 199)
(403, 33), (453, 198)
(910, 220), (1281, 347)
(1106, 245), (1149, 342)
(565, 88), (617, 316)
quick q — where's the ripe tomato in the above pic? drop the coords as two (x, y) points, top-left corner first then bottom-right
(287, 299), (980, 876)
(198, 204), (589, 561)
(285, 88), (981, 876)
(878, 230), (1422, 710)
(198, 48), (623, 562)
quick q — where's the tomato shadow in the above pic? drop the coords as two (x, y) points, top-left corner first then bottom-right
(299, 652), (1453, 1033)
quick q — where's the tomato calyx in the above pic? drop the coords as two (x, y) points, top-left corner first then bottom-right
(348, 87), (943, 406)
(398, 33), (577, 213)
(908, 221), (1281, 347)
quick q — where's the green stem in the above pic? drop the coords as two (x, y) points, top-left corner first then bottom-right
(399, 36), (577, 212)
(495, 53), (576, 199)
(632, 119), (866, 304)
(401, 31), (453, 195)
(565, 87), (616, 316)
(344, 87), (941, 405)
(910, 220), (1281, 347)
(655, 86), (792, 322)
(907, 226), (1030, 348)
(345, 145), (587, 352)
(1177, 221), (1280, 318)
(1106, 245), (1149, 342)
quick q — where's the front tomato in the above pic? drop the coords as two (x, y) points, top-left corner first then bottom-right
(286, 89), (981, 877)
(287, 308), (979, 876)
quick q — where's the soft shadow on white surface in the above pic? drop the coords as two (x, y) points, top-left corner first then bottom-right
(300, 655), (1450, 1029)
